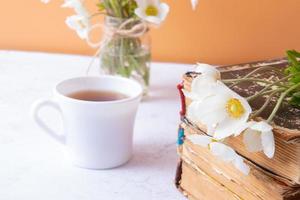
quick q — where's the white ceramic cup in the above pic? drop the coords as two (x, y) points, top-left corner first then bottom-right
(31, 76), (142, 169)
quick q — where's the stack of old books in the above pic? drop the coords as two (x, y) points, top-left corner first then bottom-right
(175, 59), (300, 200)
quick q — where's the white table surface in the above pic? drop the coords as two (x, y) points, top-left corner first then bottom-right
(0, 51), (193, 200)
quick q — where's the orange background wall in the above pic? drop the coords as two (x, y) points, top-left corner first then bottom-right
(1, 0), (300, 65)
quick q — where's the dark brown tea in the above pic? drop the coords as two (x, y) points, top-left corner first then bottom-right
(67, 90), (129, 102)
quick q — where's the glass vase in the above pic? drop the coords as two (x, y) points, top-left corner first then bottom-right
(99, 16), (151, 94)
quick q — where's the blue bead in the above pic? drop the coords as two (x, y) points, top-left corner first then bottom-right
(177, 128), (184, 145)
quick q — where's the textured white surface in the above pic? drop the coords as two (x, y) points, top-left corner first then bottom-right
(0, 51), (192, 200)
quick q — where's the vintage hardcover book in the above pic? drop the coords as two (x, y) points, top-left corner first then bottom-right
(175, 59), (300, 200)
(181, 59), (300, 183)
(176, 122), (300, 200)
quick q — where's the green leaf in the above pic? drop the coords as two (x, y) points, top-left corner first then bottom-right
(291, 76), (300, 84)
(97, 2), (106, 11)
(127, 0), (137, 17)
(285, 50), (300, 84)
(290, 91), (300, 107)
(288, 50), (300, 57)
(121, 0), (130, 6)
(286, 50), (300, 70)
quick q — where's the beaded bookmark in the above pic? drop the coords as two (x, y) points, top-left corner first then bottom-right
(177, 83), (186, 117)
(177, 127), (185, 146)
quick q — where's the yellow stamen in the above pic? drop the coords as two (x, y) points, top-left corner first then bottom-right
(211, 139), (218, 142)
(145, 5), (158, 16)
(208, 139), (218, 150)
(226, 98), (245, 118)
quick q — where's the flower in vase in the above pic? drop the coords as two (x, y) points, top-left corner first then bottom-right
(62, 0), (89, 16)
(243, 121), (275, 158)
(62, 0), (90, 39)
(65, 15), (90, 39)
(188, 134), (250, 175)
(187, 81), (252, 138)
(134, 0), (169, 25)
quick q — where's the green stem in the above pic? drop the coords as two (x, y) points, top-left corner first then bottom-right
(257, 88), (285, 97)
(251, 90), (279, 118)
(228, 66), (284, 88)
(247, 66), (284, 76)
(223, 78), (274, 85)
(267, 82), (300, 122)
(121, 1), (129, 18)
(102, 0), (112, 16)
(246, 74), (299, 101)
(109, 0), (122, 17)
(120, 37), (124, 67)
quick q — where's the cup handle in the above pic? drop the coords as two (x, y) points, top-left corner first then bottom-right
(31, 98), (65, 144)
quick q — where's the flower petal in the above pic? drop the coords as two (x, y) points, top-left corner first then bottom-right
(195, 64), (220, 80)
(192, 72), (217, 86)
(233, 156), (250, 175)
(261, 130), (275, 158)
(144, 16), (162, 24)
(182, 89), (204, 102)
(214, 117), (248, 140)
(188, 75), (227, 103)
(65, 15), (89, 39)
(62, 0), (89, 16)
(62, 0), (81, 8)
(210, 142), (249, 175)
(234, 121), (254, 136)
(134, 7), (147, 19)
(187, 134), (212, 147)
(251, 121), (272, 132)
(158, 3), (170, 21)
(206, 125), (216, 136)
(243, 128), (263, 152)
(210, 142), (236, 162)
(189, 79), (217, 101)
(152, 0), (160, 5)
(135, 0), (146, 8)
(190, 95), (227, 125)
(187, 101), (201, 123)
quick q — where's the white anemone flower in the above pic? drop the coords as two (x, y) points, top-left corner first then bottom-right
(187, 83), (252, 138)
(62, 0), (90, 40)
(183, 64), (221, 102)
(190, 0), (199, 10)
(62, 0), (89, 17)
(188, 134), (250, 175)
(243, 121), (275, 158)
(65, 15), (89, 39)
(135, 0), (169, 25)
